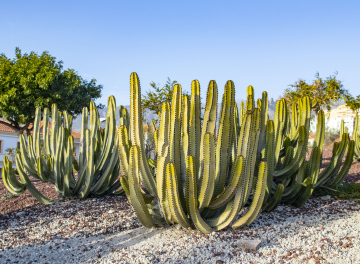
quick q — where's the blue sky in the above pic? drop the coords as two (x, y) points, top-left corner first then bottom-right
(1, 0), (359, 106)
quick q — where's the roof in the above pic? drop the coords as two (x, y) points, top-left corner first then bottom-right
(0, 119), (18, 133)
(0, 118), (81, 139)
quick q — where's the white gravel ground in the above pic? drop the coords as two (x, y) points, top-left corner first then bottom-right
(1, 196), (359, 264)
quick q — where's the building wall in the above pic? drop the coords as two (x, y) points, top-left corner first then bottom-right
(0, 132), (20, 171)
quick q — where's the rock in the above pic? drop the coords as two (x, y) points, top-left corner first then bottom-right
(236, 239), (262, 251)
(16, 212), (26, 217)
(320, 195), (331, 201)
(108, 209), (115, 214)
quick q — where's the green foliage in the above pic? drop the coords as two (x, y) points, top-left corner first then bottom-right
(0, 47), (103, 133)
(283, 72), (348, 115)
(141, 77), (189, 115)
(315, 183), (360, 200)
(345, 94), (360, 114)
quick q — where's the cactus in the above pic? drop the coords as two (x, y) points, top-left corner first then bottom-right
(354, 114), (360, 160)
(120, 73), (268, 233)
(2, 96), (124, 204)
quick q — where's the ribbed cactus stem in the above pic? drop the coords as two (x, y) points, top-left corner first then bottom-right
(189, 80), (201, 176)
(129, 72), (156, 196)
(214, 80), (235, 198)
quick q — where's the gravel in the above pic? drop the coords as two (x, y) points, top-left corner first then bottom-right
(1, 196), (359, 263)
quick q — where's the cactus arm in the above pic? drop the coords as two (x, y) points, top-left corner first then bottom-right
(199, 80), (218, 174)
(257, 91), (268, 159)
(340, 119), (345, 139)
(245, 86), (255, 112)
(2, 157), (26, 194)
(207, 155), (243, 210)
(273, 99), (287, 166)
(262, 183), (284, 212)
(316, 134), (349, 187)
(78, 130), (95, 198)
(15, 154), (58, 204)
(54, 127), (65, 193)
(264, 120), (275, 202)
(214, 81), (235, 197)
(130, 72), (157, 196)
(36, 157), (48, 182)
(63, 136), (74, 197)
(187, 155), (213, 234)
(128, 146), (155, 228)
(289, 103), (298, 141)
(232, 102), (240, 160)
(237, 109), (260, 206)
(118, 125), (130, 175)
(189, 80), (202, 176)
(91, 136), (119, 193)
(273, 126), (307, 179)
(19, 134), (39, 178)
(205, 199), (236, 230)
(42, 108), (51, 157)
(33, 107), (42, 159)
(166, 163), (191, 228)
(292, 147), (321, 207)
(181, 95), (190, 191)
(155, 102), (173, 224)
(27, 136), (36, 167)
(94, 96), (116, 172)
(169, 84), (183, 203)
(198, 133), (216, 210)
(331, 140), (355, 185)
(232, 161), (267, 230)
(353, 115), (360, 159)
(281, 163), (306, 201)
(313, 110), (325, 151)
(78, 107), (88, 170)
(120, 175), (131, 202)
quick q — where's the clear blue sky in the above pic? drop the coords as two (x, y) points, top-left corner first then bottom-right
(1, 0), (359, 106)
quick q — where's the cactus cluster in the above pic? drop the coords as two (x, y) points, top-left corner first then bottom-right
(2, 96), (124, 203)
(262, 98), (355, 210)
(118, 73), (268, 233)
(119, 73), (356, 233)
(354, 114), (360, 160)
(2, 72), (357, 234)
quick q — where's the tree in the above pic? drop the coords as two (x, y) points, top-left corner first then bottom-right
(0, 47), (103, 134)
(141, 77), (189, 116)
(283, 72), (348, 116)
(344, 94), (360, 114)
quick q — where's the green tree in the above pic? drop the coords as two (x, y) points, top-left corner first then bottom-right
(141, 77), (189, 116)
(0, 47), (103, 134)
(284, 72), (348, 116)
(344, 94), (360, 114)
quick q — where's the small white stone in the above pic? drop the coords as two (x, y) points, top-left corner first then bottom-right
(237, 239), (262, 251)
(320, 195), (331, 201)
(108, 209), (115, 214)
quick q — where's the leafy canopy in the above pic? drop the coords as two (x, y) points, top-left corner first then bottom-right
(141, 77), (189, 115)
(344, 94), (360, 114)
(283, 72), (348, 115)
(0, 47), (103, 132)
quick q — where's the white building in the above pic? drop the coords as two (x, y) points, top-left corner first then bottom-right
(310, 105), (357, 134)
(0, 119), (81, 177)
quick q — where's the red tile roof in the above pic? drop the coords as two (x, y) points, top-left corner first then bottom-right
(0, 119), (18, 133)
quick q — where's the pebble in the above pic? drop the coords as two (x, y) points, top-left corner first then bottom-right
(0, 197), (359, 263)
